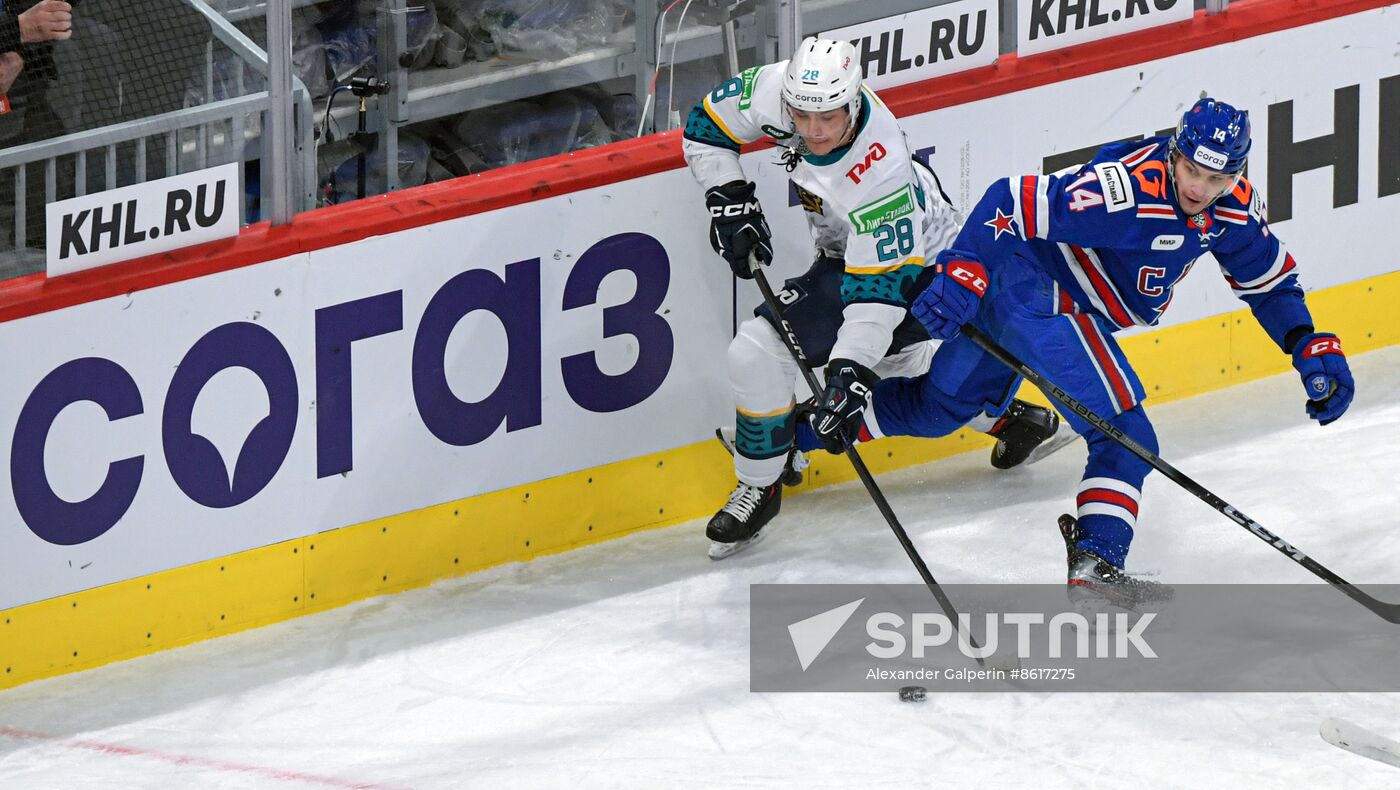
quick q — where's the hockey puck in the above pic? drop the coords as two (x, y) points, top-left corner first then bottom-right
(898, 685), (927, 702)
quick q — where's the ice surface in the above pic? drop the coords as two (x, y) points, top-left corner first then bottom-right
(1, 348), (1397, 789)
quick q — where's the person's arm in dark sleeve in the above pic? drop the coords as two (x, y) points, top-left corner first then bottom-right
(0, 12), (23, 54)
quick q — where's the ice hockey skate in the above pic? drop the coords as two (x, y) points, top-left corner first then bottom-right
(706, 481), (782, 559)
(714, 426), (810, 487)
(989, 399), (1077, 469)
(1059, 514), (1173, 610)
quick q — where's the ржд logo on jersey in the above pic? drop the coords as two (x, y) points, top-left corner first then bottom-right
(846, 142), (887, 184)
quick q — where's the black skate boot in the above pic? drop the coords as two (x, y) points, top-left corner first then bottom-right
(706, 481), (782, 559)
(1058, 514), (1173, 610)
(988, 399), (1075, 469)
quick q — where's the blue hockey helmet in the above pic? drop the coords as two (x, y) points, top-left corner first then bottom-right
(1171, 97), (1251, 174)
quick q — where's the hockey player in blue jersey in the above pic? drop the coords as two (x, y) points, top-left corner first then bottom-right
(860, 97), (1355, 607)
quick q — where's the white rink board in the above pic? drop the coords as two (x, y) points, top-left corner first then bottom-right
(820, 0), (1000, 90)
(0, 173), (733, 609)
(1, 6), (1396, 608)
(1016, 0), (1193, 57)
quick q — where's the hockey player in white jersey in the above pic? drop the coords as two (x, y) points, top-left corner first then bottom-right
(683, 38), (1067, 559)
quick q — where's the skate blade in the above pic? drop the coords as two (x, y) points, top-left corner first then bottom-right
(1068, 581), (1174, 617)
(1022, 424), (1080, 466)
(708, 526), (768, 560)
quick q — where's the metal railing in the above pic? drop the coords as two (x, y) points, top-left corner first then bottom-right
(0, 0), (315, 277)
(0, 0), (1229, 280)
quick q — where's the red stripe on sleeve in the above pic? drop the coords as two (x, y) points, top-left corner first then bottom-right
(1020, 177), (1039, 238)
(1073, 314), (1135, 412)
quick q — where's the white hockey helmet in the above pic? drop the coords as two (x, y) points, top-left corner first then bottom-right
(781, 37), (863, 135)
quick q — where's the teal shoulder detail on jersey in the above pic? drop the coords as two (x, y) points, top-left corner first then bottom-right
(683, 103), (740, 152)
(840, 264), (922, 306)
(802, 99), (872, 166)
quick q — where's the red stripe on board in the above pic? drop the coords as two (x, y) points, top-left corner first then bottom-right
(0, 726), (405, 790)
(0, 133), (682, 323)
(1073, 313), (1135, 412)
(0, 0), (1388, 324)
(1070, 245), (1134, 328)
(1077, 488), (1141, 517)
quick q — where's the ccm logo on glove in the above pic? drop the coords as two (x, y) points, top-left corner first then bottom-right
(1301, 336), (1344, 359)
(709, 201), (762, 218)
(946, 260), (989, 297)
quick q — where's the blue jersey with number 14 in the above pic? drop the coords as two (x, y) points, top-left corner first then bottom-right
(956, 137), (1313, 349)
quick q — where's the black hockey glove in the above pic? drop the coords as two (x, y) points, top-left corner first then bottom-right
(813, 358), (878, 454)
(705, 180), (773, 279)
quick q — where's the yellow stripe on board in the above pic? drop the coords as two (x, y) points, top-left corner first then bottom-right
(2, 271), (1396, 690)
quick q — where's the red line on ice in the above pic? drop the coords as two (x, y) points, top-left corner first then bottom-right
(0, 726), (408, 790)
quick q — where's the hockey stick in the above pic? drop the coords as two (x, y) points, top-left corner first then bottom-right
(1320, 718), (1400, 769)
(961, 323), (1400, 624)
(747, 255), (989, 663)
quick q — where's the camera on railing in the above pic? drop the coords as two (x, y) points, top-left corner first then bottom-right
(349, 76), (390, 97)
